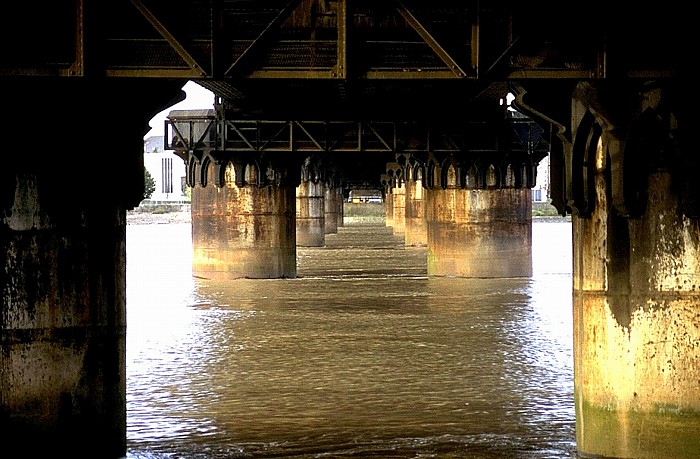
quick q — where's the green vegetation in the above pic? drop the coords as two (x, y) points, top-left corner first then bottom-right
(144, 168), (156, 200)
(532, 201), (562, 217)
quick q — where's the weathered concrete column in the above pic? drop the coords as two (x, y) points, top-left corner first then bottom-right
(324, 182), (339, 234)
(573, 174), (700, 459)
(424, 148), (533, 278)
(191, 158), (297, 279)
(384, 162), (405, 236)
(427, 186), (532, 277)
(391, 180), (407, 237)
(405, 165), (427, 247)
(295, 164), (325, 247)
(336, 187), (345, 228)
(384, 187), (394, 228)
(1, 79), (181, 458)
(2, 191), (128, 458)
(569, 83), (700, 459)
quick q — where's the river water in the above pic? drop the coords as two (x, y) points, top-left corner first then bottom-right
(125, 219), (575, 459)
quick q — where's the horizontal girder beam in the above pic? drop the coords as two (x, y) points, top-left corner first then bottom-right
(165, 112), (550, 158)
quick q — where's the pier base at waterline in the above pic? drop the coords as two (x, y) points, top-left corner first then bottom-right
(324, 183), (340, 235)
(296, 179), (325, 247)
(1, 199), (127, 458)
(391, 181), (406, 238)
(0, 78), (181, 458)
(191, 163), (297, 279)
(405, 171), (427, 247)
(573, 172), (700, 459)
(426, 188), (532, 278)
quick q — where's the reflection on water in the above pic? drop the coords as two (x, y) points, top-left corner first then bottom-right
(125, 220), (575, 458)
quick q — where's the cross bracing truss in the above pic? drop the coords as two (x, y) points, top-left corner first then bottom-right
(10, 0), (680, 81)
(165, 114), (549, 157)
(3, 0), (690, 121)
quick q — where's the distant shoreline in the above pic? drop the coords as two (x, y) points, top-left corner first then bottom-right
(127, 210), (571, 226)
(126, 210), (191, 225)
(533, 215), (571, 222)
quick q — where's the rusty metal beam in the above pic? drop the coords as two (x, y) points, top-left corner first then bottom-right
(334, 0), (347, 79)
(107, 67), (205, 78)
(471, 6), (479, 77)
(71, 0), (85, 76)
(395, 0), (469, 78)
(126, 0), (206, 78)
(364, 70), (463, 79)
(506, 69), (601, 79)
(1, 2), (689, 87)
(246, 69), (337, 79)
(0, 0), (85, 77)
(224, 0), (303, 77)
(167, 118), (550, 155)
(366, 123), (393, 151)
(294, 121), (325, 150)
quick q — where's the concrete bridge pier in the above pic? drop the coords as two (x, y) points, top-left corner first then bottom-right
(1, 79), (183, 458)
(296, 157), (325, 247)
(190, 154), (297, 279)
(563, 82), (700, 459)
(404, 157), (428, 247)
(324, 180), (340, 235)
(391, 181), (406, 238)
(335, 186), (345, 228)
(425, 156), (533, 278)
(385, 162), (406, 237)
(382, 174), (394, 228)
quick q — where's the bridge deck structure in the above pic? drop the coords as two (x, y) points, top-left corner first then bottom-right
(1, 2), (698, 458)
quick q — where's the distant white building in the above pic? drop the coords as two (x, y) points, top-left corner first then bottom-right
(143, 135), (188, 203)
(136, 80), (213, 208)
(533, 153), (550, 202)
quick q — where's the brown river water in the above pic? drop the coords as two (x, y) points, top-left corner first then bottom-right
(125, 219), (575, 458)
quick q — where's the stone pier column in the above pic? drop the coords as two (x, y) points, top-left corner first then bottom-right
(573, 174), (700, 459)
(391, 180), (407, 237)
(384, 188), (394, 228)
(191, 159), (297, 279)
(296, 179), (325, 247)
(426, 187), (532, 277)
(405, 165), (427, 247)
(336, 187), (345, 228)
(570, 84), (700, 459)
(1, 79), (181, 458)
(324, 182), (339, 234)
(2, 194), (127, 458)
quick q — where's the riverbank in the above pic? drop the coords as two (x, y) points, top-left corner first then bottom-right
(127, 203), (570, 225)
(126, 210), (192, 225)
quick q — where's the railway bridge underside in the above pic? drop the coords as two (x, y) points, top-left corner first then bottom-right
(166, 108), (547, 279)
(1, 1), (699, 458)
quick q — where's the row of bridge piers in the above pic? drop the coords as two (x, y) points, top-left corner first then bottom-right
(1, 79), (699, 458)
(188, 150), (535, 280)
(383, 163), (533, 278)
